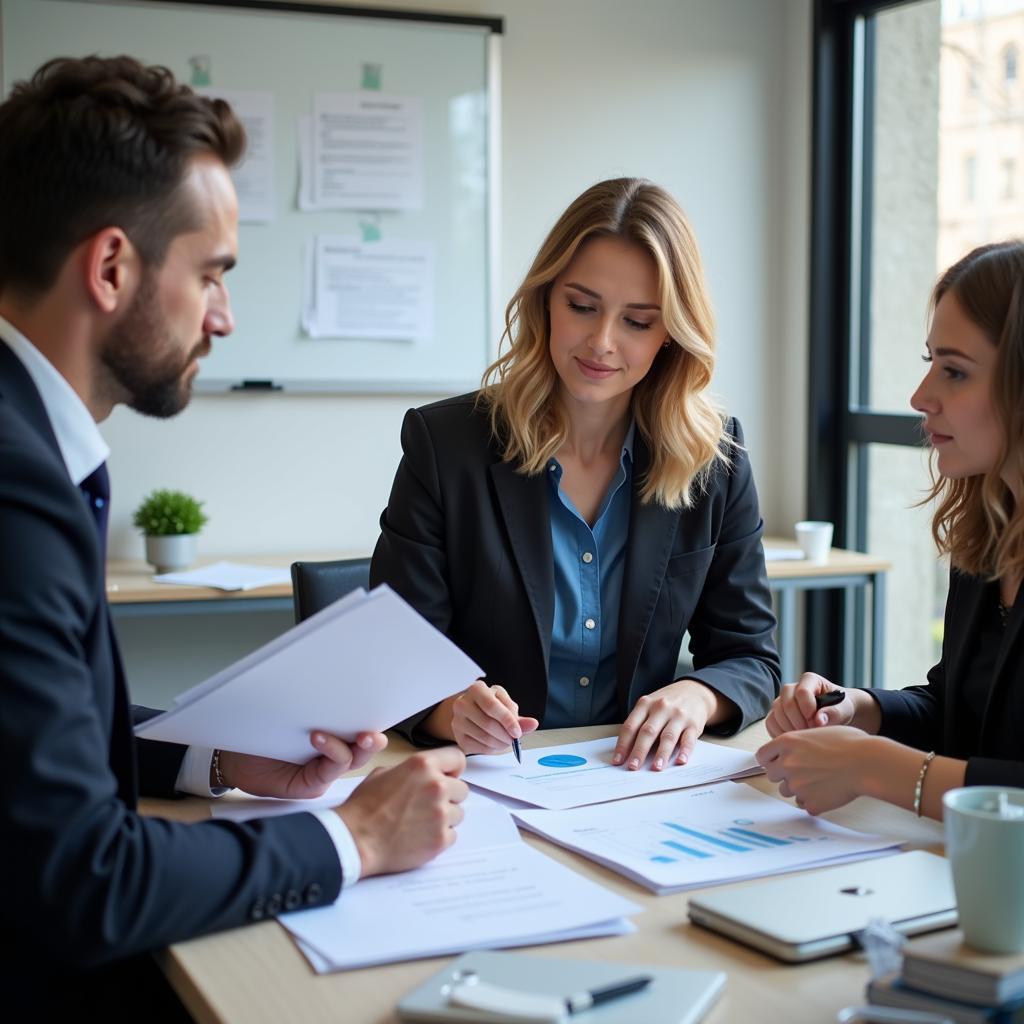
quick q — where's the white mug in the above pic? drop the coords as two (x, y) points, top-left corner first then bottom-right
(944, 786), (1024, 953)
(794, 520), (834, 564)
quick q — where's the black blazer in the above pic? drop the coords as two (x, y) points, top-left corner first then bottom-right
(371, 393), (780, 739)
(0, 342), (342, 1011)
(873, 567), (1024, 786)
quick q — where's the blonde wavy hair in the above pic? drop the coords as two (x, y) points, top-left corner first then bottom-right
(480, 177), (728, 510)
(924, 241), (1024, 580)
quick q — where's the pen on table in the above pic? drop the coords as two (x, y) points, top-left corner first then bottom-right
(511, 736), (522, 764)
(565, 975), (652, 1014)
(815, 690), (846, 709)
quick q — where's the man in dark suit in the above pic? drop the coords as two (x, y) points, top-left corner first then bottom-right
(0, 56), (467, 1017)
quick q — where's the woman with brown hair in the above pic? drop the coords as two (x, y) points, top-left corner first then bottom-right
(759, 241), (1024, 819)
(372, 178), (780, 770)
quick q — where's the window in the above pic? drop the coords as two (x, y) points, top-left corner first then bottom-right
(810, 0), (1024, 683)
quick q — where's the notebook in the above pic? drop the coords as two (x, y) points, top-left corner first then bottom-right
(687, 850), (957, 962)
(397, 951), (726, 1024)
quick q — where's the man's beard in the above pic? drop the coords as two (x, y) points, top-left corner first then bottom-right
(99, 273), (207, 419)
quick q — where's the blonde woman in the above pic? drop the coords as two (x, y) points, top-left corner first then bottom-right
(759, 241), (1024, 819)
(372, 178), (780, 770)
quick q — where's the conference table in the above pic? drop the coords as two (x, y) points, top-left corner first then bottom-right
(145, 722), (943, 1023)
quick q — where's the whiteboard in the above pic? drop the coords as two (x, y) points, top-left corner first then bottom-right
(0, 0), (501, 393)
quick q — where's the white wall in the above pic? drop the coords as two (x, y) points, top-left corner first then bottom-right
(99, 0), (813, 564)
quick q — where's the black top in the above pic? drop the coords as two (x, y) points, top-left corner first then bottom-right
(872, 567), (1024, 787)
(370, 392), (781, 742)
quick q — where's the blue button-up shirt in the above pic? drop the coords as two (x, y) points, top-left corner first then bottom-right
(544, 425), (634, 728)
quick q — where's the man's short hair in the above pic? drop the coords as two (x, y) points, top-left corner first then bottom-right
(0, 55), (245, 296)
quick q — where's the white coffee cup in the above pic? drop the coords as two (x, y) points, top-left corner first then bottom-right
(944, 786), (1024, 953)
(794, 520), (834, 564)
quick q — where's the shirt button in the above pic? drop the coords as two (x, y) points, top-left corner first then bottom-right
(579, 676), (590, 687)
(584, 618), (596, 630)
(582, 551), (593, 564)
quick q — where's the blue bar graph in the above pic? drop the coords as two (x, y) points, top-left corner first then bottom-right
(650, 855), (676, 864)
(662, 822), (751, 853)
(723, 827), (792, 848)
(719, 829), (775, 848)
(663, 840), (712, 859)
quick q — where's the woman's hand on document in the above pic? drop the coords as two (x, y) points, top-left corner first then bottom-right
(612, 679), (722, 771)
(218, 730), (389, 798)
(336, 746), (469, 876)
(428, 680), (540, 755)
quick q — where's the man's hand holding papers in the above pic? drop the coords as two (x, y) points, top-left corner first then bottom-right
(218, 729), (389, 797)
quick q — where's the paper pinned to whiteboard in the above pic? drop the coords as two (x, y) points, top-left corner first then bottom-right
(304, 234), (434, 342)
(311, 92), (423, 210)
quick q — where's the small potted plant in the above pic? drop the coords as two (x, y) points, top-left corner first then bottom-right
(133, 489), (209, 573)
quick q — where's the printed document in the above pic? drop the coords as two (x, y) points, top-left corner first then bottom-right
(223, 780), (642, 971)
(461, 736), (760, 810)
(134, 585), (481, 763)
(152, 561), (290, 591)
(312, 92), (423, 209)
(514, 782), (901, 894)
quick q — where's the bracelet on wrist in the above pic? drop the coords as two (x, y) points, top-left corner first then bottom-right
(211, 747), (227, 789)
(912, 750), (937, 817)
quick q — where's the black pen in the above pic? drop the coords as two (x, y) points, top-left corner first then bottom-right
(815, 690), (846, 709)
(511, 736), (522, 764)
(565, 975), (652, 1014)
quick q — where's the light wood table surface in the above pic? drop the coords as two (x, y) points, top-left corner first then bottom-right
(145, 723), (942, 1024)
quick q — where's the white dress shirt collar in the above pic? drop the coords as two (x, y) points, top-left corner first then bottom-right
(0, 314), (109, 486)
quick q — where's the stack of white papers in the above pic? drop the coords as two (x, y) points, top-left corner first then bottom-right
(764, 547), (806, 562)
(513, 782), (901, 894)
(134, 585), (481, 763)
(461, 736), (761, 810)
(153, 561), (291, 591)
(214, 779), (641, 972)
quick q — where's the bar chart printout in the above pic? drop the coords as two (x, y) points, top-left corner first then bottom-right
(513, 783), (901, 894)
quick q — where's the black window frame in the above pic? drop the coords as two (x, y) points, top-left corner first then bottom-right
(808, 0), (927, 680)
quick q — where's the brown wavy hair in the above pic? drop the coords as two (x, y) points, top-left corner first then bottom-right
(0, 55), (245, 296)
(925, 241), (1024, 580)
(481, 178), (727, 510)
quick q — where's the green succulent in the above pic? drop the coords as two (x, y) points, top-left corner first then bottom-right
(132, 489), (208, 536)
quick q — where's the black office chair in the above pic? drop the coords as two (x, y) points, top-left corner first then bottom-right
(290, 557), (372, 624)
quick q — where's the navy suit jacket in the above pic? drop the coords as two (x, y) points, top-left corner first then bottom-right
(873, 567), (1024, 786)
(371, 393), (780, 740)
(0, 342), (342, 1010)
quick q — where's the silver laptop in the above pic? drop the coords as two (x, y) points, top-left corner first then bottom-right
(687, 850), (957, 963)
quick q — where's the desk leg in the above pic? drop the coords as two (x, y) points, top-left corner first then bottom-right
(871, 571), (887, 689)
(777, 585), (796, 684)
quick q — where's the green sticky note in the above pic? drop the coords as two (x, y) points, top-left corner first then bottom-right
(359, 221), (382, 243)
(361, 63), (382, 90)
(188, 56), (211, 87)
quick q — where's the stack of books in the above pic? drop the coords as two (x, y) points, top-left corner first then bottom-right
(868, 930), (1024, 1023)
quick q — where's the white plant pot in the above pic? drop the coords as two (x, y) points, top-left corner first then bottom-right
(145, 533), (198, 574)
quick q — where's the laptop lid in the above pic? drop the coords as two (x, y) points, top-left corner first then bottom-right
(687, 850), (957, 963)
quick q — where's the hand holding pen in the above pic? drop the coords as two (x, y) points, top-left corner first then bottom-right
(765, 673), (856, 737)
(447, 680), (539, 757)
